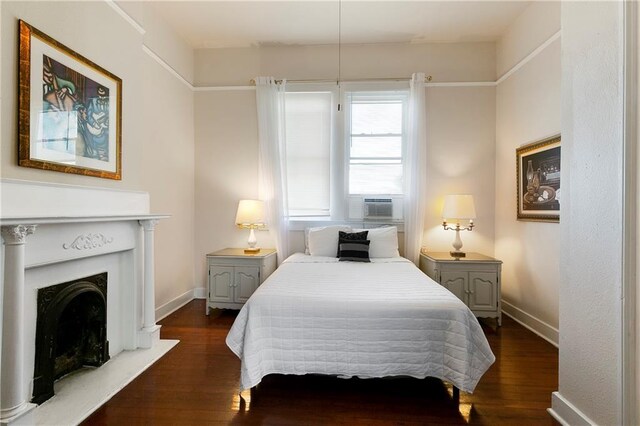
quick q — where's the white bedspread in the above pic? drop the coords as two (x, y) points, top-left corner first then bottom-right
(226, 253), (495, 393)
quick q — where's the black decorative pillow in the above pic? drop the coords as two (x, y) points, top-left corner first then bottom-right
(336, 231), (368, 257)
(338, 238), (371, 262)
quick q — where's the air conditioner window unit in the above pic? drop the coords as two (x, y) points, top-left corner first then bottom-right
(363, 198), (393, 219)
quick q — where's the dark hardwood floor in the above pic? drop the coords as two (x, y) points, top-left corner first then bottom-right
(84, 300), (558, 425)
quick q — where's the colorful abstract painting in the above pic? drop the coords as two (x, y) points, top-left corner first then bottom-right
(19, 20), (122, 179)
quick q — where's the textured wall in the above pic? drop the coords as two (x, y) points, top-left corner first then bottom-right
(556, 1), (624, 424)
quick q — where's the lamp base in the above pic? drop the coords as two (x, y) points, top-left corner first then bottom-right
(244, 247), (261, 254)
(450, 251), (466, 258)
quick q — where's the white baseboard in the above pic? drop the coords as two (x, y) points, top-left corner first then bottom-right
(501, 300), (559, 347)
(194, 287), (207, 299)
(155, 288), (195, 321)
(548, 392), (596, 425)
(154, 287), (208, 322)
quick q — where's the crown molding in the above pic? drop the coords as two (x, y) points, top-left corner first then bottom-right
(496, 30), (561, 85)
(105, 0), (145, 35)
(142, 45), (194, 90)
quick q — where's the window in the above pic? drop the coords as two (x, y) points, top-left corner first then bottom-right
(347, 93), (407, 195)
(283, 85), (407, 220)
(284, 91), (332, 217)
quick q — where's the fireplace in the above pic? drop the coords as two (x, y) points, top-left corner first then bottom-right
(32, 273), (110, 404)
(0, 179), (176, 425)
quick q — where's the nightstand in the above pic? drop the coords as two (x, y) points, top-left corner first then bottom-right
(206, 248), (277, 314)
(420, 251), (503, 326)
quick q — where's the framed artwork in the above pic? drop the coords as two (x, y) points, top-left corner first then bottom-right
(516, 135), (561, 222)
(18, 20), (122, 180)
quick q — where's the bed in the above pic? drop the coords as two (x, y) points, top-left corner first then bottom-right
(226, 247), (495, 394)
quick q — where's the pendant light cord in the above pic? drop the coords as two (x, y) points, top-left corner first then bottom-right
(337, 0), (342, 111)
(338, 0), (341, 85)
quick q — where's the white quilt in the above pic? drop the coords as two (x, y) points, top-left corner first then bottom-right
(226, 254), (495, 393)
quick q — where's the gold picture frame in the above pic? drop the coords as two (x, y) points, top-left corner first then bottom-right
(18, 20), (122, 180)
(516, 135), (561, 222)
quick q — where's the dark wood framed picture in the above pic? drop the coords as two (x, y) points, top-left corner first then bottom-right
(516, 135), (561, 222)
(18, 20), (122, 180)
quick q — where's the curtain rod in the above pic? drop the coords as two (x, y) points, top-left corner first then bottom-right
(249, 75), (433, 85)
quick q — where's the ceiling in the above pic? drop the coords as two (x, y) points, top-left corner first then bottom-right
(150, 1), (532, 49)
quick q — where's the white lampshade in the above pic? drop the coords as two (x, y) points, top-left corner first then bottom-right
(235, 199), (265, 228)
(442, 195), (476, 221)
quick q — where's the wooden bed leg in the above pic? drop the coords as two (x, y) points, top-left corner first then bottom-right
(238, 387), (255, 412)
(452, 385), (460, 405)
(238, 392), (247, 412)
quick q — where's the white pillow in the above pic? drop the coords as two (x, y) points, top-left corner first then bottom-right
(355, 226), (400, 258)
(307, 225), (351, 257)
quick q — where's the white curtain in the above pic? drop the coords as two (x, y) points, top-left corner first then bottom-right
(255, 77), (289, 263)
(403, 73), (428, 264)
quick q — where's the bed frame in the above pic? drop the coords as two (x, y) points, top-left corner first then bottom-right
(243, 382), (461, 407)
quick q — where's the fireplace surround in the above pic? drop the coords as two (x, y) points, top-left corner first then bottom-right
(0, 179), (177, 425)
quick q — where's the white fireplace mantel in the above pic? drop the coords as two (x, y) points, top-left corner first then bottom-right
(0, 180), (177, 425)
(0, 215), (166, 225)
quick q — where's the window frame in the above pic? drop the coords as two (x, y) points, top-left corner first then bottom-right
(283, 81), (409, 223)
(344, 90), (409, 197)
(283, 89), (334, 217)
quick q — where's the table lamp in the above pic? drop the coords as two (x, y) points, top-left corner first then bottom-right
(235, 199), (265, 253)
(442, 194), (476, 258)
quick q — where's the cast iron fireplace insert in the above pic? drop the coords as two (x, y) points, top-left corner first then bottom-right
(32, 272), (110, 404)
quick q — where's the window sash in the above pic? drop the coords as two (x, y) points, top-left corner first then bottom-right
(284, 91), (333, 217)
(346, 91), (407, 196)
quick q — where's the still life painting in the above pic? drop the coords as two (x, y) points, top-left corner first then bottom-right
(516, 135), (561, 222)
(18, 20), (122, 180)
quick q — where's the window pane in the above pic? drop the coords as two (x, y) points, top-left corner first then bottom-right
(349, 164), (403, 195)
(350, 136), (402, 158)
(285, 92), (332, 216)
(351, 102), (402, 134)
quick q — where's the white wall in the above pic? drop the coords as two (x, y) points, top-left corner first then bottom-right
(195, 41), (496, 86)
(194, 89), (266, 286)
(140, 52), (195, 308)
(0, 1), (195, 313)
(494, 2), (561, 344)
(423, 86), (496, 256)
(551, 1), (625, 425)
(193, 42), (497, 289)
(496, 1), (561, 78)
